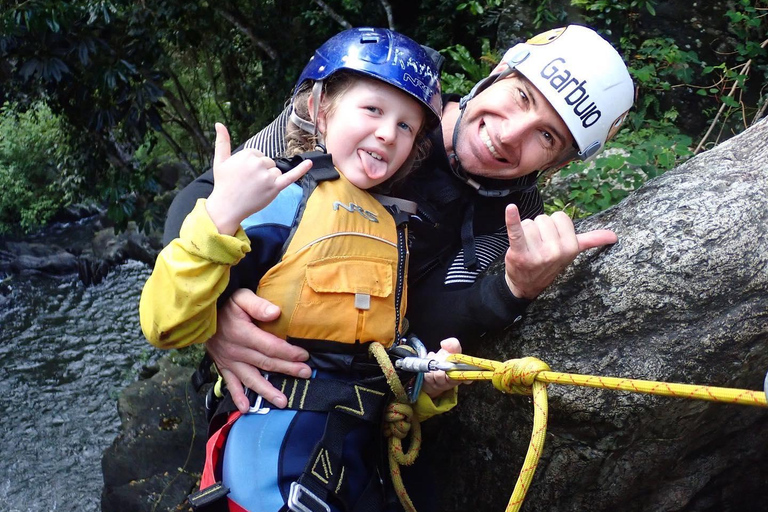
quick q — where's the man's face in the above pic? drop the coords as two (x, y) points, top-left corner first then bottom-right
(454, 73), (575, 180)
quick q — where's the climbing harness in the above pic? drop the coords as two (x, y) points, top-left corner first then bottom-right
(399, 353), (768, 512)
(189, 338), (434, 512)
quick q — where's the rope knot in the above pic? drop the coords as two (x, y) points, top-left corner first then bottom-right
(383, 402), (413, 440)
(492, 357), (550, 395)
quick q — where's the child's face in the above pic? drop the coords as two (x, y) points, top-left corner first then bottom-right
(317, 79), (425, 189)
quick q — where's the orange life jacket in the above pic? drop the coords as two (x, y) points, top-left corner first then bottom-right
(256, 165), (409, 351)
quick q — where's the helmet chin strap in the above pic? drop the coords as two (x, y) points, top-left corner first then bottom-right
(289, 81), (326, 146)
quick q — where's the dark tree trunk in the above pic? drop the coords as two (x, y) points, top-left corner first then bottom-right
(431, 118), (768, 511)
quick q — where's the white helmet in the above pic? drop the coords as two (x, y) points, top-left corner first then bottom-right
(460, 25), (634, 162)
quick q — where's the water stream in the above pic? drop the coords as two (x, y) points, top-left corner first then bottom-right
(0, 261), (159, 511)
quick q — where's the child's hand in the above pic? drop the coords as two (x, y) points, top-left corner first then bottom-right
(206, 123), (312, 235)
(423, 337), (462, 398)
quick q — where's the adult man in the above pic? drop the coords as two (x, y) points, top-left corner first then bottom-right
(164, 25), (634, 413)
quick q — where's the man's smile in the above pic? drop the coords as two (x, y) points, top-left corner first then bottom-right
(480, 124), (504, 162)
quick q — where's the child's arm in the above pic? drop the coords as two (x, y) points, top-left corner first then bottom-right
(139, 198), (251, 349)
(205, 123), (311, 235)
(414, 338), (463, 422)
(140, 123), (311, 350)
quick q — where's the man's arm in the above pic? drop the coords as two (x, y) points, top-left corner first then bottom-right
(406, 205), (617, 350)
(406, 265), (529, 350)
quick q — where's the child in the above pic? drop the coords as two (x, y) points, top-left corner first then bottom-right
(140, 28), (459, 512)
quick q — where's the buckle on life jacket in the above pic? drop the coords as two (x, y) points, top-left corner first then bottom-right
(288, 482), (331, 512)
(188, 481), (230, 510)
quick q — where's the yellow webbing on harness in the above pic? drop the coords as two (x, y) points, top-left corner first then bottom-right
(443, 354), (768, 512)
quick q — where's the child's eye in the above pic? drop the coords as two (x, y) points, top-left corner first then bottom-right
(365, 106), (382, 114)
(398, 121), (413, 133)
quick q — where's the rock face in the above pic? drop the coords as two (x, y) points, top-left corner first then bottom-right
(430, 119), (768, 511)
(101, 359), (207, 512)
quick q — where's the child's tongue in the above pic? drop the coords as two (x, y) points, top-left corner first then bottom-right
(359, 149), (387, 180)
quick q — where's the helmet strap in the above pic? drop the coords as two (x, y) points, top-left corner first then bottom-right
(447, 105), (465, 175)
(288, 81), (326, 146)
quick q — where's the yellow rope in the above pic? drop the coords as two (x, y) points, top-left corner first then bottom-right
(369, 342), (421, 512)
(445, 354), (768, 406)
(441, 353), (768, 512)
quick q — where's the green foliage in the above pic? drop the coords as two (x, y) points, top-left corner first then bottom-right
(0, 102), (74, 234)
(553, 119), (693, 216)
(168, 343), (207, 368)
(525, 0), (567, 28)
(439, 39), (498, 95)
(542, 198), (581, 218)
(694, 0), (768, 149)
(456, 0), (503, 16)
(626, 37), (701, 129)
(570, 0), (657, 29)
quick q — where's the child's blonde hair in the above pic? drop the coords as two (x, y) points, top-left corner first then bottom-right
(285, 71), (432, 192)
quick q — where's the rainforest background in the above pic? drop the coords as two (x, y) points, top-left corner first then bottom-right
(0, 0), (766, 235)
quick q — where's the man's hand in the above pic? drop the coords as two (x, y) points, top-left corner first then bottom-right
(504, 204), (617, 299)
(207, 288), (312, 413)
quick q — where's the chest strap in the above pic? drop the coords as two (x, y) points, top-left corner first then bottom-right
(275, 151), (340, 183)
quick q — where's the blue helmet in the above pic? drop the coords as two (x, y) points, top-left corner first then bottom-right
(292, 27), (442, 131)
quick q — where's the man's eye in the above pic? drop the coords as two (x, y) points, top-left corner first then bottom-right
(541, 131), (558, 148)
(518, 89), (529, 103)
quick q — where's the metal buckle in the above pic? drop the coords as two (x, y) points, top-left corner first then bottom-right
(247, 373), (271, 414)
(287, 482), (330, 512)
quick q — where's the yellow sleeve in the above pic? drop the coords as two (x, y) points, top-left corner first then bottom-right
(139, 199), (251, 349)
(413, 387), (459, 423)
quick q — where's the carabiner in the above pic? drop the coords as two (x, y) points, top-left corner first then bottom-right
(394, 356), (481, 373)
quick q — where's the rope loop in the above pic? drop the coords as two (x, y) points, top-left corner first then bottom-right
(492, 357), (551, 395)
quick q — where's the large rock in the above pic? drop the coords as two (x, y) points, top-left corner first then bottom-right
(0, 219), (160, 285)
(3, 242), (80, 274)
(431, 119), (768, 511)
(101, 359), (207, 512)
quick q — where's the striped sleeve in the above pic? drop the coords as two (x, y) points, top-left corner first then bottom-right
(445, 187), (543, 286)
(243, 107), (290, 158)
